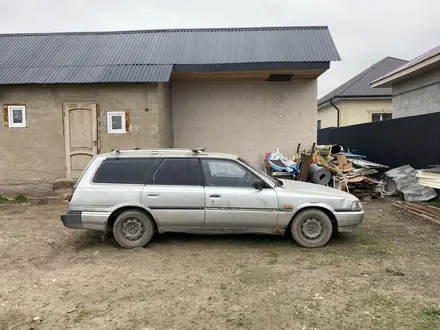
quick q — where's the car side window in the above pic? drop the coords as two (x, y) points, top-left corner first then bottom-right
(153, 158), (201, 186)
(93, 158), (159, 184)
(202, 159), (260, 188)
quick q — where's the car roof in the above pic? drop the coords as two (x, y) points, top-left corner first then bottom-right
(98, 148), (239, 160)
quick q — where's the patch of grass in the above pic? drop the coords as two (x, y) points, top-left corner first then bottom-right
(0, 196), (9, 204)
(415, 307), (440, 330)
(267, 250), (279, 265)
(14, 195), (27, 203)
(363, 292), (396, 309)
(74, 310), (90, 322)
(0, 195), (27, 204)
(422, 307), (440, 317)
(429, 200), (440, 208)
(61, 289), (73, 296)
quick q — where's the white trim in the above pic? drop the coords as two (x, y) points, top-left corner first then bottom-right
(371, 53), (440, 88)
(8, 105), (26, 127)
(107, 111), (126, 134)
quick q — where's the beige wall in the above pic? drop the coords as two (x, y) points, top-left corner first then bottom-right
(0, 84), (162, 194)
(340, 99), (392, 126)
(172, 80), (317, 167)
(318, 98), (392, 128)
(317, 104), (338, 128)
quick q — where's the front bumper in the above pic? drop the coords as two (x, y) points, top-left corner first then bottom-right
(334, 210), (364, 232)
(61, 211), (82, 229)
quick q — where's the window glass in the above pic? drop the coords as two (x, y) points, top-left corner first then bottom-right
(372, 113), (392, 122)
(202, 159), (260, 188)
(153, 158), (201, 186)
(112, 116), (122, 130)
(371, 114), (381, 122)
(12, 110), (23, 123)
(93, 158), (157, 184)
(382, 113), (392, 121)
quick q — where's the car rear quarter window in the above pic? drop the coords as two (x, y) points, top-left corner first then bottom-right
(93, 158), (159, 184)
(153, 158), (201, 186)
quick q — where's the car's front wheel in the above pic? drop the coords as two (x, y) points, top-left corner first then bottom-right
(113, 210), (155, 248)
(290, 209), (333, 248)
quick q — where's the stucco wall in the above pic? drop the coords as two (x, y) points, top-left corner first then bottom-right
(0, 84), (160, 194)
(340, 99), (392, 126)
(392, 66), (440, 118)
(172, 80), (317, 167)
(158, 83), (173, 148)
(317, 104), (338, 128)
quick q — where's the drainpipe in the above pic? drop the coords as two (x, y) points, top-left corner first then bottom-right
(329, 98), (340, 127)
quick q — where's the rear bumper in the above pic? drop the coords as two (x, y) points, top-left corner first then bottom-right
(61, 211), (82, 229)
(334, 211), (364, 233)
(61, 211), (109, 231)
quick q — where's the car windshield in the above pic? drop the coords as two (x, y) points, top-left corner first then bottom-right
(238, 158), (283, 187)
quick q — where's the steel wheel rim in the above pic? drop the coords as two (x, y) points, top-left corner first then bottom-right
(121, 218), (144, 241)
(300, 217), (324, 240)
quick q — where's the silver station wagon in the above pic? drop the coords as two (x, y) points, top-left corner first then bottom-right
(61, 148), (364, 248)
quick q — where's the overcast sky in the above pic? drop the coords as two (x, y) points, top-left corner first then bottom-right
(1, 0), (439, 97)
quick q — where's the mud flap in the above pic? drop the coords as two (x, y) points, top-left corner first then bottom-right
(101, 221), (108, 242)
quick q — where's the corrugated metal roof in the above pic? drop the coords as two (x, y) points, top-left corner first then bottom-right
(371, 44), (440, 84)
(0, 26), (340, 84)
(318, 57), (407, 106)
(0, 65), (173, 84)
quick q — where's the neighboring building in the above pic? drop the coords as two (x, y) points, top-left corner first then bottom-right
(371, 45), (440, 118)
(318, 57), (407, 129)
(0, 26), (340, 194)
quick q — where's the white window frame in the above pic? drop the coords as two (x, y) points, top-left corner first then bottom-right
(107, 111), (126, 134)
(8, 105), (27, 128)
(371, 113), (392, 122)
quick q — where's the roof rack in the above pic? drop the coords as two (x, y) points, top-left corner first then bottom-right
(110, 148), (207, 155)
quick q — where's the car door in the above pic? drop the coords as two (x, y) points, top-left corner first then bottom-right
(141, 158), (205, 231)
(201, 158), (278, 233)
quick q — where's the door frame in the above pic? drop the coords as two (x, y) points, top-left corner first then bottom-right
(62, 102), (99, 179)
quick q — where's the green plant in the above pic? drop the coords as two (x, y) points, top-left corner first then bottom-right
(14, 195), (27, 203)
(429, 200), (440, 208)
(0, 196), (9, 204)
(74, 310), (90, 322)
(422, 307), (440, 317)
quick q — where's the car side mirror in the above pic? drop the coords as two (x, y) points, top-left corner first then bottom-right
(253, 180), (265, 191)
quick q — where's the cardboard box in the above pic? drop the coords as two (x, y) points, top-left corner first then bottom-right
(337, 154), (353, 171)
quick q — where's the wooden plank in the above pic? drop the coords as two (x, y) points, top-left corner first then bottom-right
(298, 143), (316, 182)
(393, 203), (440, 225)
(125, 111), (130, 132)
(3, 106), (8, 127)
(404, 203), (440, 219)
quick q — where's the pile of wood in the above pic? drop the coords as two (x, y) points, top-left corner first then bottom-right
(393, 202), (440, 225)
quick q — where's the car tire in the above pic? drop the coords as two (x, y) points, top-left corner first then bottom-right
(113, 210), (155, 248)
(290, 209), (333, 248)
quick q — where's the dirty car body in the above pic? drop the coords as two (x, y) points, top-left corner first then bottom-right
(61, 149), (364, 248)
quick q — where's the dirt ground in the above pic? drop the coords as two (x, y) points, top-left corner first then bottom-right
(1, 200), (440, 330)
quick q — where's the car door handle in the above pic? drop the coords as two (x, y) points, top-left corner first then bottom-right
(210, 194), (221, 198)
(147, 193), (159, 197)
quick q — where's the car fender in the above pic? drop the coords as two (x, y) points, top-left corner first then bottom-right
(108, 202), (160, 228)
(291, 202), (336, 218)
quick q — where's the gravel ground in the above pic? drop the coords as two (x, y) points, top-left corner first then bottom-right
(1, 200), (440, 330)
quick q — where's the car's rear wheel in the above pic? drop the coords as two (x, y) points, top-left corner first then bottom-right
(290, 209), (333, 248)
(113, 210), (155, 248)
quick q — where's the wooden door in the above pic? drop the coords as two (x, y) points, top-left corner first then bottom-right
(63, 103), (98, 179)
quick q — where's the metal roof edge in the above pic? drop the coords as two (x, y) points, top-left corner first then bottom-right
(0, 25), (330, 37)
